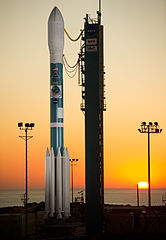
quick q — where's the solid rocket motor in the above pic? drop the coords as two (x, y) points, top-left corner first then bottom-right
(45, 7), (70, 219)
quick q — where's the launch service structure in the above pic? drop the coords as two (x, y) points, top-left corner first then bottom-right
(79, 4), (106, 235)
(45, 7), (70, 219)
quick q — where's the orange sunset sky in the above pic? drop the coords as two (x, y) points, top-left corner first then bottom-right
(0, 0), (166, 190)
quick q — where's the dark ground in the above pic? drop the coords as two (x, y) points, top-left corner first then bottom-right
(0, 202), (166, 240)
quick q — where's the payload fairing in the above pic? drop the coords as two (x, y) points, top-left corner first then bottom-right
(45, 7), (70, 219)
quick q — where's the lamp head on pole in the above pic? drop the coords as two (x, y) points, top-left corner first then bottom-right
(18, 122), (35, 130)
(138, 121), (162, 134)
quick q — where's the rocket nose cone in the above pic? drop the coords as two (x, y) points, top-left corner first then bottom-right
(48, 6), (64, 63)
(48, 6), (64, 25)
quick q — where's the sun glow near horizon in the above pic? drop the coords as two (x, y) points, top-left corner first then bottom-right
(138, 181), (149, 189)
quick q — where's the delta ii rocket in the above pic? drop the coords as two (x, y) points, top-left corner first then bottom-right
(45, 7), (70, 219)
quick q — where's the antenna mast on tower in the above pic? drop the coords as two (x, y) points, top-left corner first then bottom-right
(98, 0), (101, 24)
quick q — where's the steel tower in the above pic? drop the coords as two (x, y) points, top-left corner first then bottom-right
(80, 10), (106, 235)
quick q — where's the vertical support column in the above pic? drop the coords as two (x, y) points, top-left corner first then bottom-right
(71, 160), (74, 203)
(99, 25), (104, 219)
(148, 127), (151, 210)
(137, 184), (139, 207)
(25, 129), (28, 238)
(84, 22), (104, 236)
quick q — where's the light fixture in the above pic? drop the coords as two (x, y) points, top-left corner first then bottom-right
(18, 122), (23, 127)
(18, 122), (35, 237)
(138, 121), (162, 210)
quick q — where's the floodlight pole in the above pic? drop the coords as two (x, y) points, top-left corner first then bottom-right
(71, 159), (74, 203)
(138, 122), (162, 211)
(147, 126), (151, 209)
(70, 159), (79, 203)
(18, 123), (34, 239)
(25, 128), (28, 238)
(137, 184), (139, 207)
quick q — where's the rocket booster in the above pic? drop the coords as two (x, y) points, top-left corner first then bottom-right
(45, 7), (70, 219)
(48, 7), (64, 154)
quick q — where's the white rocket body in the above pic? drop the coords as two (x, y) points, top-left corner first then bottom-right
(44, 148), (50, 218)
(56, 148), (62, 219)
(45, 146), (70, 219)
(66, 148), (71, 216)
(45, 6), (70, 219)
(62, 148), (68, 217)
(48, 7), (64, 63)
(50, 147), (55, 217)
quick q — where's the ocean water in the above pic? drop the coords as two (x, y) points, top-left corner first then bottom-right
(0, 188), (165, 208)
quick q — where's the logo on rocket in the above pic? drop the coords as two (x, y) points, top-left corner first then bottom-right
(51, 85), (62, 98)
